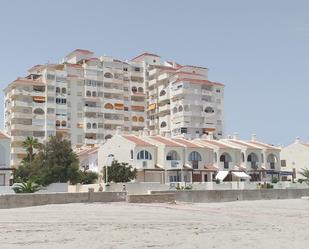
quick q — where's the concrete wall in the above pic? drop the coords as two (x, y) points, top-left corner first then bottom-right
(0, 191), (126, 209)
(127, 193), (176, 203)
(150, 188), (309, 203)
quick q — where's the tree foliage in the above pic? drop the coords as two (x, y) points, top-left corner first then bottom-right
(300, 168), (309, 185)
(12, 180), (41, 193)
(103, 160), (137, 183)
(15, 135), (98, 186)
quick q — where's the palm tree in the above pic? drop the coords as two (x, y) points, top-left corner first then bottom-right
(300, 168), (309, 185)
(22, 137), (40, 163)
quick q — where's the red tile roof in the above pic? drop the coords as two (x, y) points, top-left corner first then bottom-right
(200, 140), (235, 149)
(228, 140), (260, 149)
(123, 135), (154, 147)
(131, 52), (160, 61)
(248, 141), (280, 150)
(0, 131), (10, 139)
(76, 146), (99, 156)
(173, 78), (224, 86)
(150, 136), (182, 147)
(73, 49), (93, 54)
(173, 138), (203, 148)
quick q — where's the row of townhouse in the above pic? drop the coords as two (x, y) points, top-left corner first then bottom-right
(98, 128), (287, 184)
(4, 49), (224, 168)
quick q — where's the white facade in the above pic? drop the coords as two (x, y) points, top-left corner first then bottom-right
(280, 138), (309, 180)
(0, 131), (11, 186)
(98, 131), (284, 183)
(75, 145), (99, 173)
(4, 49), (224, 168)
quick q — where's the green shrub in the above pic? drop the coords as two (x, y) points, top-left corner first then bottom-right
(12, 180), (41, 193)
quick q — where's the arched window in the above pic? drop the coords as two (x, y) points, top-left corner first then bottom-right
(160, 121), (167, 128)
(104, 72), (113, 78)
(138, 117), (144, 122)
(104, 103), (113, 109)
(173, 107), (177, 114)
(61, 120), (67, 127)
(241, 152), (245, 162)
(137, 150), (152, 160)
(56, 87), (60, 93)
(166, 150), (180, 160)
(220, 152), (232, 169)
(132, 86), (137, 93)
(205, 107), (214, 113)
(56, 120), (60, 127)
(138, 87), (144, 93)
(92, 123), (97, 129)
(33, 108), (44, 115)
(189, 151), (202, 161)
(178, 105), (183, 112)
(92, 91), (96, 97)
(247, 153), (259, 169)
(160, 90), (166, 96)
(86, 91), (91, 97)
(132, 116), (138, 122)
(267, 154), (278, 169)
(62, 88), (66, 94)
(87, 122), (91, 129)
(105, 134), (112, 140)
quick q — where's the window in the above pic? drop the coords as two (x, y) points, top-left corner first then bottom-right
(56, 87), (60, 93)
(132, 86), (137, 93)
(132, 116), (138, 122)
(160, 121), (167, 128)
(281, 160), (286, 167)
(205, 107), (214, 113)
(61, 121), (67, 127)
(216, 89), (221, 93)
(134, 67), (141, 72)
(138, 117), (144, 122)
(104, 103), (113, 109)
(92, 123), (97, 129)
(62, 88), (66, 94)
(56, 120), (60, 127)
(92, 91), (96, 97)
(105, 134), (112, 140)
(173, 107), (177, 114)
(123, 68), (128, 72)
(166, 150), (179, 160)
(178, 105), (183, 112)
(87, 123), (91, 129)
(130, 150), (133, 159)
(160, 90), (166, 96)
(137, 150), (152, 160)
(104, 72), (113, 78)
(86, 91), (91, 97)
(138, 87), (143, 93)
(189, 151), (202, 161)
(33, 108), (44, 115)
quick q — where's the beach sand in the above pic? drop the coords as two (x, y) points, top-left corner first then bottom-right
(0, 199), (309, 249)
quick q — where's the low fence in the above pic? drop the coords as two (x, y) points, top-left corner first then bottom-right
(127, 193), (176, 203)
(0, 191), (126, 209)
(150, 188), (309, 203)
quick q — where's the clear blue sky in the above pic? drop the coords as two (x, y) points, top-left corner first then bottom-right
(1, 0), (308, 145)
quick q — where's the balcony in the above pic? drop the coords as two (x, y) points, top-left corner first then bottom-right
(158, 73), (169, 81)
(166, 160), (182, 169)
(84, 106), (101, 113)
(148, 79), (157, 87)
(11, 100), (33, 108)
(158, 104), (171, 114)
(104, 119), (124, 125)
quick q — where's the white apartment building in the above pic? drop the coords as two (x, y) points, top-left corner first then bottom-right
(4, 49), (224, 168)
(0, 131), (11, 186)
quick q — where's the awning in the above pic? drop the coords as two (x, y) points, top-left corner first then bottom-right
(215, 171), (229, 181)
(232, 171), (251, 179)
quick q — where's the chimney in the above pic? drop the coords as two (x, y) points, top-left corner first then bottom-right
(233, 132), (238, 140)
(138, 130), (143, 137)
(251, 134), (257, 141)
(116, 126), (122, 135)
(143, 128), (149, 137)
(295, 137), (300, 144)
(207, 132), (214, 140)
